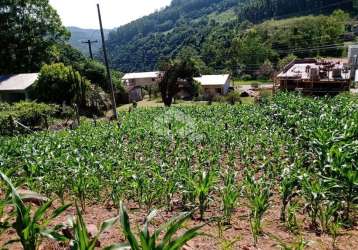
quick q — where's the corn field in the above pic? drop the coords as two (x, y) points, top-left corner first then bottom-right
(0, 92), (357, 249)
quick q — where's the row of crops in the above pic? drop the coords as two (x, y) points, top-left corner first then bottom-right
(0, 92), (357, 248)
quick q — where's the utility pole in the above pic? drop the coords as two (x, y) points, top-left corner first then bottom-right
(97, 3), (118, 120)
(82, 40), (98, 59)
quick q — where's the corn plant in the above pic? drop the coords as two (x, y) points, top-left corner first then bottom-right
(301, 176), (327, 230)
(105, 202), (204, 250)
(188, 170), (217, 220)
(0, 172), (70, 250)
(221, 171), (239, 224)
(318, 202), (339, 233)
(328, 220), (341, 250)
(268, 233), (308, 250)
(279, 167), (299, 222)
(243, 172), (271, 246)
(286, 201), (300, 234)
(67, 204), (119, 250)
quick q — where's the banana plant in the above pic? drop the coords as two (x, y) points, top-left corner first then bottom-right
(105, 202), (204, 250)
(0, 172), (70, 250)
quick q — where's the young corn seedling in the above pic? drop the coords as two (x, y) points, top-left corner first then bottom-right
(67, 204), (119, 250)
(328, 220), (341, 250)
(287, 201), (300, 234)
(302, 176), (327, 230)
(243, 172), (271, 246)
(221, 171), (239, 224)
(190, 170), (217, 220)
(105, 201), (204, 250)
(279, 168), (299, 222)
(268, 233), (308, 250)
(0, 172), (70, 250)
(318, 202), (339, 233)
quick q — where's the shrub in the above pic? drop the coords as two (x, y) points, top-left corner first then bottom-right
(225, 91), (241, 105)
(240, 74), (252, 81)
(32, 63), (90, 105)
(0, 101), (58, 135)
(213, 95), (226, 103)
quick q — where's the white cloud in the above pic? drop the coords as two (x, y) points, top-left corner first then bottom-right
(49, 0), (171, 29)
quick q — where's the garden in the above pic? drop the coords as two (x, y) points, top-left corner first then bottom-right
(0, 92), (357, 249)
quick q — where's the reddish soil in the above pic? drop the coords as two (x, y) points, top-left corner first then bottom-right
(1, 195), (357, 250)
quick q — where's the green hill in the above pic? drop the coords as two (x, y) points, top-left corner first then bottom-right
(68, 26), (109, 57)
(106, 0), (355, 74)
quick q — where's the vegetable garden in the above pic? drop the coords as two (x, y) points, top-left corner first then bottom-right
(0, 92), (357, 249)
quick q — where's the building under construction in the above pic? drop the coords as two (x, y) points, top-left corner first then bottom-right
(275, 58), (351, 95)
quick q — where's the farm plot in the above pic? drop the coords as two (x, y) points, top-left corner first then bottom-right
(0, 93), (357, 249)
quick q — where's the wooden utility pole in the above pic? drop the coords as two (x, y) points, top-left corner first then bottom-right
(82, 40), (98, 59)
(97, 3), (118, 120)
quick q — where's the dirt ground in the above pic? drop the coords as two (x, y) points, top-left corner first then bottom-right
(1, 194), (357, 250)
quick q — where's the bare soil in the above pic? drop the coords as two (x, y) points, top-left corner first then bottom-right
(1, 194), (357, 250)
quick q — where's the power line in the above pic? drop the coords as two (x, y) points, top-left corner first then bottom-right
(81, 40), (98, 59)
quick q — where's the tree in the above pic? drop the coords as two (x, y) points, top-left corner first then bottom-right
(0, 0), (69, 74)
(278, 54), (297, 71)
(159, 58), (199, 107)
(256, 59), (274, 80)
(231, 29), (274, 76)
(32, 63), (89, 105)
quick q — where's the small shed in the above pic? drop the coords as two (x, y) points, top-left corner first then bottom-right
(194, 74), (231, 96)
(0, 73), (38, 102)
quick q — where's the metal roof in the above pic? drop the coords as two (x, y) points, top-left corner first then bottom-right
(0, 73), (38, 91)
(194, 74), (230, 86)
(122, 71), (160, 80)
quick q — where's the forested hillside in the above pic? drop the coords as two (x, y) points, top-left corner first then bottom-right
(68, 27), (109, 56)
(106, 0), (356, 75)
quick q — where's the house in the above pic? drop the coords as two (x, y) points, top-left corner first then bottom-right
(194, 74), (231, 96)
(275, 59), (351, 95)
(0, 73), (38, 102)
(122, 71), (162, 102)
(122, 71), (162, 87)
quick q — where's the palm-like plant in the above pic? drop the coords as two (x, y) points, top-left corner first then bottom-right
(105, 202), (204, 250)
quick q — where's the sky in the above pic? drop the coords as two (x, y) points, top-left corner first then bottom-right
(49, 0), (172, 29)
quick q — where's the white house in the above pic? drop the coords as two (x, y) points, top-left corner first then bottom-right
(0, 73), (38, 102)
(194, 74), (231, 96)
(122, 71), (163, 102)
(122, 71), (162, 87)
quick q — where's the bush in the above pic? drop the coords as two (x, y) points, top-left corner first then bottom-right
(241, 74), (252, 81)
(225, 91), (241, 105)
(0, 101), (58, 135)
(32, 63), (90, 105)
(213, 95), (226, 103)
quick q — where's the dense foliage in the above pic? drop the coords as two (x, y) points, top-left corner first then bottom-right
(0, 93), (356, 248)
(0, 0), (69, 74)
(32, 63), (90, 105)
(0, 101), (58, 135)
(106, 0), (355, 74)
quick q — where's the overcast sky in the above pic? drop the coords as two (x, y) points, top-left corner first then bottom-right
(49, 0), (171, 29)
